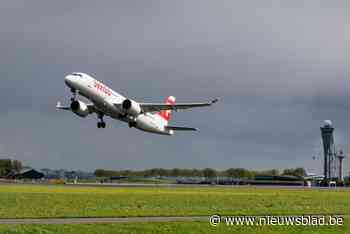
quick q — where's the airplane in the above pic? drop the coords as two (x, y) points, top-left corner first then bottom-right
(57, 72), (218, 135)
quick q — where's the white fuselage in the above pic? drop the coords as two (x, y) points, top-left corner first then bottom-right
(64, 73), (173, 135)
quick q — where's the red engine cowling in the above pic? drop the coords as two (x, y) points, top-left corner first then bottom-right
(122, 99), (142, 116)
(71, 100), (89, 117)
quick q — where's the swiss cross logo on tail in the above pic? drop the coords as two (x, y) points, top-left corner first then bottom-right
(158, 96), (176, 122)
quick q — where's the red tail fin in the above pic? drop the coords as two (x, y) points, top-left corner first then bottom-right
(158, 96), (176, 122)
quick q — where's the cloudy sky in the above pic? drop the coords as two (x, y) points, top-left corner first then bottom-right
(1, 1), (350, 173)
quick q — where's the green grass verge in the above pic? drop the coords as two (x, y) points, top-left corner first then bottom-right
(0, 221), (348, 234)
(0, 184), (349, 218)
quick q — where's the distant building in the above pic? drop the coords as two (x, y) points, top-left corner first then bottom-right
(7, 169), (44, 180)
(40, 168), (95, 180)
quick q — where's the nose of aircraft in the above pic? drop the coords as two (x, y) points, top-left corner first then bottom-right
(64, 75), (75, 88)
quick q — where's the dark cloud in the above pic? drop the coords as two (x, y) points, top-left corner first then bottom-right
(1, 1), (350, 174)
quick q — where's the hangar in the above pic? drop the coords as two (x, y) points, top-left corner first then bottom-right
(7, 169), (44, 180)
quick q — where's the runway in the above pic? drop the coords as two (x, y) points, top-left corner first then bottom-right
(0, 216), (208, 224)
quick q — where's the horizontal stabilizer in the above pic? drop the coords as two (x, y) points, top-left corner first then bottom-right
(56, 101), (71, 110)
(165, 126), (197, 131)
(56, 101), (96, 113)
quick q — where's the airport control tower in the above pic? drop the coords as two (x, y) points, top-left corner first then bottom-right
(320, 120), (336, 182)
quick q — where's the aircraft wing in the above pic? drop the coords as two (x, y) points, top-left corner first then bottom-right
(56, 101), (71, 110)
(139, 98), (218, 113)
(56, 101), (97, 113)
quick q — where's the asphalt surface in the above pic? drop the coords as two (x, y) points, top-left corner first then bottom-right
(0, 216), (208, 224)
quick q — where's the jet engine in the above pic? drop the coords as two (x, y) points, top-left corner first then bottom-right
(122, 99), (142, 116)
(70, 100), (89, 117)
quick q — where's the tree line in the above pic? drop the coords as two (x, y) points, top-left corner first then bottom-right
(94, 167), (306, 179)
(0, 159), (22, 177)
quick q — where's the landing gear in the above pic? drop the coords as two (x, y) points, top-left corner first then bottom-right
(97, 113), (106, 129)
(69, 89), (80, 111)
(128, 116), (136, 128)
(97, 122), (106, 128)
(70, 88), (77, 102)
(128, 120), (136, 128)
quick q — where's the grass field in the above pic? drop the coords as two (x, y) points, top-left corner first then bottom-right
(0, 184), (349, 233)
(0, 221), (349, 234)
(0, 184), (349, 218)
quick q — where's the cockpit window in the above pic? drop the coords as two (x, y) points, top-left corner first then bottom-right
(72, 73), (83, 77)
